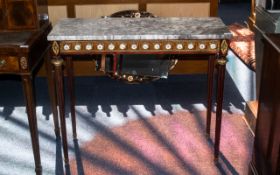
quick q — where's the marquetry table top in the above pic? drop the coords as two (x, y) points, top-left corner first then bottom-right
(0, 31), (33, 46)
(47, 17), (232, 41)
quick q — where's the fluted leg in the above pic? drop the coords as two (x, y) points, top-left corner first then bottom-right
(214, 57), (227, 161)
(206, 55), (215, 135)
(21, 74), (42, 175)
(66, 57), (77, 139)
(45, 54), (60, 137)
(52, 57), (69, 165)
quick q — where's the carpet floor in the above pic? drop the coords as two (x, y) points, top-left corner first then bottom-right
(0, 73), (252, 175)
(69, 110), (253, 175)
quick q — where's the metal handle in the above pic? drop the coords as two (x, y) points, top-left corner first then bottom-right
(0, 59), (6, 68)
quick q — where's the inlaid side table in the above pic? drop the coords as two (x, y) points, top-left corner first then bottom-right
(47, 17), (232, 166)
(0, 22), (58, 175)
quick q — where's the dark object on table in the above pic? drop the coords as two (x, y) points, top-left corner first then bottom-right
(96, 10), (177, 83)
(110, 10), (156, 18)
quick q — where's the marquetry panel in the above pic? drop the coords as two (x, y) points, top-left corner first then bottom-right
(0, 56), (20, 72)
(75, 4), (138, 18)
(147, 3), (210, 17)
(5, 0), (37, 30)
(48, 6), (67, 25)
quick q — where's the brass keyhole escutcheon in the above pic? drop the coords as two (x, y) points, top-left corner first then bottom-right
(0, 59), (6, 68)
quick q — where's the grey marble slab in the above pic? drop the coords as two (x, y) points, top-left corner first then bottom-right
(48, 17), (232, 41)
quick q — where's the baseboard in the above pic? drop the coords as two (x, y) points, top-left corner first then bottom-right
(244, 100), (258, 134)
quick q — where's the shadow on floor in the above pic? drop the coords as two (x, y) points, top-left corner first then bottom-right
(0, 73), (245, 120)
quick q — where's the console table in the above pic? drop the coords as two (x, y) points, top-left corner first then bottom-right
(47, 17), (232, 166)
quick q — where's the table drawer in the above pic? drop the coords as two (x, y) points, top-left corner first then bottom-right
(0, 56), (19, 72)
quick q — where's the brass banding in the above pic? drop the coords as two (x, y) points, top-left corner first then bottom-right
(142, 43), (149, 50)
(176, 43), (183, 50)
(217, 59), (227, 65)
(52, 41), (60, 55)
(188, 43), (195, 50)
(85, 44), (93, 50)
(74, 44), (81, 51)
(221, 40), (229, 55)
(210, 43), (217, 49)
(97, 44), (104, 50)
(119, 43), (126, 50)
(51, 58), (64, 66)
(59, 40), (220, 53)
(165, 43), (172, 50)
(199, 43), (206, 50)
(20, 57), (28, 70)
(131, 43), (138, 50)
(127, 75), (134, 82)
(63, 44), (70, 50)
(108, 43), (115, 50)
(154, 43), (160, 50)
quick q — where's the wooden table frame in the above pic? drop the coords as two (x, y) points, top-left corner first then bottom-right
(0, 23), (59, 175)
(50, 38), (229, 166)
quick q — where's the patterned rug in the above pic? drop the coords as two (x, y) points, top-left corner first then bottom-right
(228, 23), (256, 71)
(69, 110), (253, 175)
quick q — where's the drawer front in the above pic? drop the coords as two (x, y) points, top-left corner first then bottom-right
(0, 56), (19, 72)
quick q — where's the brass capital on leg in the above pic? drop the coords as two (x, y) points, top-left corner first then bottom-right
(216, 58), (227, 66)
(51, 58), (64, 67)
(217, 39), (229, 66)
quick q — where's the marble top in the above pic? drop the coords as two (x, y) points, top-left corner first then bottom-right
(48, 17), (232, 41)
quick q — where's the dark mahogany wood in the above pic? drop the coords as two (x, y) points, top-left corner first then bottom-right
(0, 0), (58, 173)
(0, 22), (55, 174)
(214, 59), (226, 160)
(66, 57), (77, 139)
(206, 55), (215, 135)
(52, 57), (70, 165)
(45, 52), (60, 137)
(249, 34), (280, 175)
(51, 43), (228, 166)
(21, 74), (42, 175)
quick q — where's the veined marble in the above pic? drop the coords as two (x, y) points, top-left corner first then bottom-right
(47, 17), (232, 41)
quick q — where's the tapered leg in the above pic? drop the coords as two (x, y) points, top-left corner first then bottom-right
(52, 57), (69, 165)
(206, 55), (215, 135)
(21, 74), (42, 175)
(45, 54), (60, 137)
(214, 58), (227, 161)
(66, 57), (77, 139)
